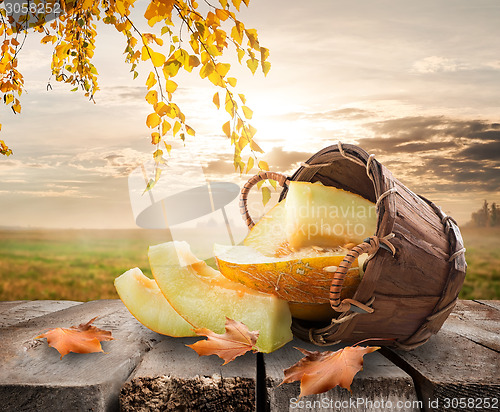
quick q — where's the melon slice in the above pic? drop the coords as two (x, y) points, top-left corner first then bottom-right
(243, 200), (289, 257)
(215, 244), (361, 304)
(149, 241), (293, 353)
(114, 267), (195, 337)
(285, 181), (377, 250)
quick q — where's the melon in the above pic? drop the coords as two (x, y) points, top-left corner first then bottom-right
(285, 181), (377, 250)
(149, 241), (293, 353)
(215, 244), (361, 304)
(114, 267), (196, 337)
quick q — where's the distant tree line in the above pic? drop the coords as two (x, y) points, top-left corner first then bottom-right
(470, 200), (499, 227)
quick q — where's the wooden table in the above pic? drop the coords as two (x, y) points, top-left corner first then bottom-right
(0, 300), (498, 411)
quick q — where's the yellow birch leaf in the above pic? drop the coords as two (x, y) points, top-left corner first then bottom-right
(186, 125), (196, 136)
(237, 48), (245, 63)
(227, 77), (237, 87)
(12, 102), (21, 113)
(161, 120), (171, 136)
(146, 72), (157, 89)
(250, 139), (264, 153)
(165, 79), (178, 93)
(216, 8), (229, 21)
(232, 0), (242, 11)
(260, 47), (269, 61)
(245, 156), (254, 174)
(262, 186), (271, 206)
(242, 106), (253, 119)
(219, 0), (228, 8)
(213, 92), (220, 109)
(145, 90), (158, 105)
(238, 93), (246, 104)
(258, 160), (269, 171)
(200, 62), (215, 78)
(164, 142), (172, 154)
(216, 62), (230, 77)
(155, 102), (170, 116)
(151, 51), (166, 67)
(246, 58), (258, 74)
(151, 132), (161, 144)
(173, 121), (181, 135)
(146, 113), (161, 128)
(231, 25), (243, 45)
(262, 61), (271, 76)
(222, 121), (231, 138)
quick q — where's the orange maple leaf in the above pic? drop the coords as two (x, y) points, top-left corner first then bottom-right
(281, 344), (380, 397)
(186, 317), (259, 365)
(35, 317), (114, 359)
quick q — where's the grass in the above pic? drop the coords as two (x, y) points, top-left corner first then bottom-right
(0, 226), (498, 301)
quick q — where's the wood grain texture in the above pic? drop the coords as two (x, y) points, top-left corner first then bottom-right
(0, 300), (81, 328)
(120, 336), (256, 411)
(264, 338), (419, 412)
(384, 300), (500, 412)
(0, 299), (160, 412)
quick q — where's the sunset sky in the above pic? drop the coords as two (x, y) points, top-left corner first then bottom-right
(1, 0), (499, 229)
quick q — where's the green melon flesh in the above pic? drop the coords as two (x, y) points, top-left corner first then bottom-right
(149, 241), (293, 353)
(115, 267), (196, 337)
(285, 181), (377, 250)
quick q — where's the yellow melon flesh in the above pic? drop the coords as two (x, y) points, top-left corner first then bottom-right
(149, 241), (293, 353)
(285, 181), (377, 250)
(215, 244), (361, 304)
(243, 200), (289, 257)
(114, 268), (196, 337)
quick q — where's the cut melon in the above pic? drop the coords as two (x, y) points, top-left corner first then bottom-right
(285, 181), (377, 250)
(215, 244), (361, 304)
(114, 267), (195, 337)
(149, 241), (293, 353)
(243, 200), (289, 257)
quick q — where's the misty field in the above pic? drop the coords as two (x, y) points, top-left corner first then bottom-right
(0, 226), (499, 301)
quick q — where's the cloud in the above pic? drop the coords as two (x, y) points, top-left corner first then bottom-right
(356, 115), (500, 194)
(263, 147), (313, 173)
(411, 56), (464, 74)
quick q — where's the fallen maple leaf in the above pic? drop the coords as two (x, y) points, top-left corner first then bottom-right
(186, 317), (259, 364)
(35, 317), (114, 359)
(281, 344), (380, 397)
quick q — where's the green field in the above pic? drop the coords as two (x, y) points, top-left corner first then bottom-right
(0, 226), (498, 301)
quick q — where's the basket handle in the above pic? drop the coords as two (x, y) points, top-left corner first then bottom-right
(240, 171), (289, 229)
(329, 235), (395, 313)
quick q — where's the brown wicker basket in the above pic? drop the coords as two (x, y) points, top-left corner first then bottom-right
(240, 142), (467, 350)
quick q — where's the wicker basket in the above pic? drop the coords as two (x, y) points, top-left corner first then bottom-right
(240, 143), (467, 350)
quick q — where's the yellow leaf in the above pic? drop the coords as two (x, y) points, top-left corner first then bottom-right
(222, 121), (231, 138)
(188, 55), (200, 68)
(245, 29), (259, 50)
(227, 77), (237, 87)
(146, 72), (157, 89)
(12, 102), (21, 113)
(165, 79), (178, 93)
(200, 62), (215, 78)
(231, 0), (242, 11)
(216, 8), (229, 21)
(238, 93), (246, 104)
(245, 156), (254, 174)
(231, 24), (243, 45)
(164, 142), (172, 154)
(155, 102), (170, 116)
(260, 47), (269, 61)
(145, 90), (158, 105)
(213, 92), (220, 109)
(186, 125), (196, 136)
(246, 58), (258, 75)
(151, 132), (161, 144)
(173, 121), (182, 136)
(262, 61), (271, 76)
(219, 0), (228, 8)
(146, 113), (161, 128)
(151, 51), (166, 67)
(242, 106), (253, 120)
(161, 120), (171, 136)
(115, 0), (127, 16)
(258, 160), (269, 171)
(262, 186), (271, 206)
(250, 139), (264, 153)
(216, 62), (231, 77)
(237, 48), (245, 63)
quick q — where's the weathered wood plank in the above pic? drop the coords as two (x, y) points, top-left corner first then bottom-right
(0, 299), (160, 412)
(441, 300), (500, 351)
(476, 299), (500, 312)
(384, 300), (500, 412)
(0, 301), (27, 314)
(0, 300), (82, 328)
(264, 339), (419, 412)
(120, 336), (256, 412)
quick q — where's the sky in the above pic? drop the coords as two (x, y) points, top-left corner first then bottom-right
(0, 0), (499, 229)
